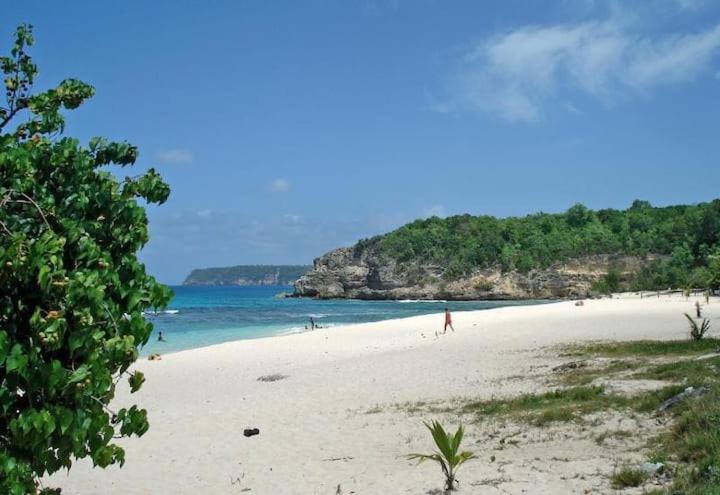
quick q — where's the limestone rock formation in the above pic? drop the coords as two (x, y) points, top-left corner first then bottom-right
(293, 247), (658, 300)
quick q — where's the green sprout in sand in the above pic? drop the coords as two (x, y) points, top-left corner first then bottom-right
(408, 420), (475, 493)
(685, 313), (711, 341)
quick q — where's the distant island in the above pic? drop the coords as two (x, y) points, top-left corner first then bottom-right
(295, 199), (720, 300)
(183, 265), (312, 286)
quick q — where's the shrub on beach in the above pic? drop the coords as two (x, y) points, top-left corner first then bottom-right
(0, 25), (171, 494)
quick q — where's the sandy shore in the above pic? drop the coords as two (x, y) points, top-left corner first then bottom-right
(49, 294), (717, 494)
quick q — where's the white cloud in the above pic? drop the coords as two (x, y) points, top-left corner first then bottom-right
(155, 148), (194, 164)
(268, 178), (291, 193)
(444, 20), (720, 122)
(196, 209), (212, 218)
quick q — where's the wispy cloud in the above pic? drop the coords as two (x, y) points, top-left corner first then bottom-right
(674, 0), (709, 11)
(155, 148), (194, 164)
(268, 178), (291, 193)
(441, 18), (720, 122)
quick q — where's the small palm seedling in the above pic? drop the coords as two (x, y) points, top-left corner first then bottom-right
(685, 313), (711, 341)
(408, 420), (475, 493)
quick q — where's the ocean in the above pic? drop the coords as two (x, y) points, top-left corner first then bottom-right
(141, 285), (544, 355)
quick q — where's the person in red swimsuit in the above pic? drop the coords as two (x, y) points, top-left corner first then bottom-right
(443, 307), (454, 334)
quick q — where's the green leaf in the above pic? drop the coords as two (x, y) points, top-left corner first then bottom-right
(128, 371), (145, 393)
(67, 366), (89, 385)
(58, 409), (73, 434)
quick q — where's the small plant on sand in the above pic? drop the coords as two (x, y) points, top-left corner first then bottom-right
(408, 420), (475, 493)
(611, 465), (648, 489)
(685, 313), (711, 341)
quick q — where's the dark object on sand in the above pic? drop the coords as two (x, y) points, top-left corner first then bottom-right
(658, 386), (708, 412)
(148, 353), (162, 361)
(552, 360), (587, 372)
(575, 300), (585, 307)
(257, 374), (288, 382)
(243, 428), (260, 437)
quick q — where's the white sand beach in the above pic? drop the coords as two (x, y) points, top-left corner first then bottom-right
(49, 294), (716, 494)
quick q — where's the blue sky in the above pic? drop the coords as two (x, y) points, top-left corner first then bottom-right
(6, 0), (720, 283)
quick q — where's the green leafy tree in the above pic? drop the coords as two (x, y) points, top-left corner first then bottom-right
(0, 25), (171, 494)
(708, 248), (720, 291)
(565, 203), (593, 228)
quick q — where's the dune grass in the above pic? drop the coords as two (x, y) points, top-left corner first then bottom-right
(397, 337), (720, 492)
(459, 382), (696, 426)
(561, 338), (720, 494)
(469, 338), (720, 491)
(632, 356), (720, 384)
(611, 465), (648, 489)
(553, 359), (642, 386)
(562, 338), (720, 358)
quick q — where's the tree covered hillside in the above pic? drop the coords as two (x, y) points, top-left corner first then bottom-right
(183, 265), (311, 286)
(355, 200), (720, 291)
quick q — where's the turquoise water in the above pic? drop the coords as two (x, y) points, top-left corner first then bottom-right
(141, 286), (544, 355)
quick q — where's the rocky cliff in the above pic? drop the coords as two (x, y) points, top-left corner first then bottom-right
(293, 247), (659, 300)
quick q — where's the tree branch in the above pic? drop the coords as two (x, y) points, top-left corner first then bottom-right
(2, 190), (52, 231)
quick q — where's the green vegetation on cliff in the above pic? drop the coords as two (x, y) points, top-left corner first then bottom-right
(183, 265), (311, 286)
(355, 199), (720, 290)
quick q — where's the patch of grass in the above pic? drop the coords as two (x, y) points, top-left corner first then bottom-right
(466, 338), (720, 493)
(631, 384), (688, 413)
(458, 383), (697, 426)
(594, 429), (633, 445)
(554, 359), (642, 386)
(649, 385), (720, 493)
(563, 338), (720, 358)
(531, 407), (576, 426)
(611, 466), (648, 489)
(461, 386), (635, 424)
(633, 357), (720, 386)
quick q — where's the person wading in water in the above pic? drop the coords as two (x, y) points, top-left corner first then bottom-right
(443, 307), (454, 334)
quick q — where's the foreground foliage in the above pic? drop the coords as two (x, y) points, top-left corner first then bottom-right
(0, 25), (171, 493)
(355, 199), (720, 288)
(408, 420), (474, 493)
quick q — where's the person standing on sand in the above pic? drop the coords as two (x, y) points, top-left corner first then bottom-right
(309, 316), (315, 330)
(443, 307), (454, 333)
